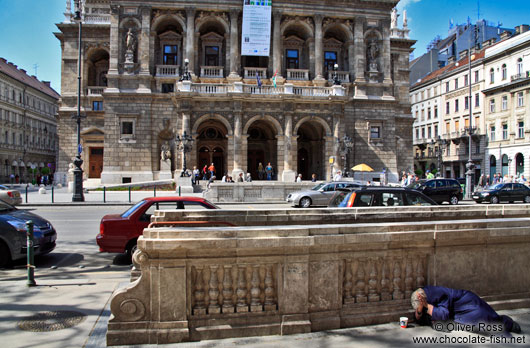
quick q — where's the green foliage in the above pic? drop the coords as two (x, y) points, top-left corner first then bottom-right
(415, 169), (424, 177)
(40, 167), (51, 175)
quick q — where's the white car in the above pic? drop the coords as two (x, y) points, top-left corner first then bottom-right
(0, 185), (22, 206)
(286, 181), (363, 208)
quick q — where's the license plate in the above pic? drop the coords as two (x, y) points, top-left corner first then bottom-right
(472, 196), (479, 199)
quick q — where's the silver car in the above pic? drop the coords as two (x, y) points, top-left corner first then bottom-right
(0, 185), (22, 206)
(286, 181), (363, 208)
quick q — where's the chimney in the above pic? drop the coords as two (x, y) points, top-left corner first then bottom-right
(20, 69), (27, 74)
(43, 81), (51, 87)
(482, 37), (496, 48)
(447, 55), (456, 64)
(459, 50), (468, 59)
(515, 25), (529, 34)
(31, 75), (37, 79)
(500, 30), (512, 41)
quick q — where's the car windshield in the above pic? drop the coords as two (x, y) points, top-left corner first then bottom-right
(121, 200), (147, 218)
(329, 191), (351, 207)
(0, 201), (15, 212)
(407, 181), (423, 189)
(312, 183), (326, 191)
(488, 183), (504, 190)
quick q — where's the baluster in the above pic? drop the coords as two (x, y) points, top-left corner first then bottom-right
(193, 266), (206, 315)
(208, 265), (220, 314)
(343, 259), (354, 304)
(250, 265), (263, 312)
(355, 258), (367, 303)
(368, 258), (380, 302)
(380, 258), (392, 301)
(416, 257), (425, 288)
(222, 265), (234, 313)
(392, 259), (404, 300)
(236, 265), (248, 312)
(351, 259), (359, 303)
(405, 258), (414, 298)
(264, 264), (276, 311)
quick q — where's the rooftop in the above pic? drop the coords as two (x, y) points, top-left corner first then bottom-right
(0, 57), (60, 100)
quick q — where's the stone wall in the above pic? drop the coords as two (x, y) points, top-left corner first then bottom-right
(107, 206), (530, 345)
(204, 181), (318, 202)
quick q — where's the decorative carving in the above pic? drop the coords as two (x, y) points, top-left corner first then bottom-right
(367, 40), (379, 72)
(404, 258), (414, 298)
(119, 299), (146, 321)
(282, 16), (314, 32)
(160, 142), (171, 161)
(416, 258), (425, 288)
(264, 264), (276, 310)
(380, 259), (392, 301)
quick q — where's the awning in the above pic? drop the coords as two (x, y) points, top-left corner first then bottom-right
(11, 160), (18, 166)
(39, 162), (45, 168)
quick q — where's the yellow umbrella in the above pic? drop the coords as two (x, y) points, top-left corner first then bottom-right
(351, 163), (374, 172)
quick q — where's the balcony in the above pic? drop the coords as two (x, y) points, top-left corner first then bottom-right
(511, 72), (530, 82)
(190, 83), (233, 94)
(286, 69), (309, 81)
(293, 86), (331, 97)
(156, 65), (180, 78)
(327, 71), (350, 83)
(244, 67), (267, 79)
(86, 87), (105, 96)
(179, 82), (344, 97)
(200, 66), (224, 78)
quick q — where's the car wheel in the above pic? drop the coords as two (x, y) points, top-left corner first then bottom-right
(449, 195), (459, 205)
(490, 196), (499, 204)
(0, 241), (12, 268)
(126, 239), (138, 262)
(299, 197), (312, 208)
(524, 195), (530, 204)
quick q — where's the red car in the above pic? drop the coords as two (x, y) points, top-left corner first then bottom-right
(97, 196), (219, 257)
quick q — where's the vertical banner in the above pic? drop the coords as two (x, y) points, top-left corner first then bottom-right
(241, 0), (272, 56)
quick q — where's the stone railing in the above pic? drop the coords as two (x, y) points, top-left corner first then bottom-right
(200, 66), (224, 78)
(84, 14), (110, 24)
(293, 86), (332, 97)
(241, 84), (283, 95)
(287, 69), (310, 81)
(86, 86), (104, 96)
(327, 71), (350, 83)
(244, 67), (268, 79)
(156, 65), (180, 77)
(204, 182), (317, 202)
(190, 83), (232, 94)
(107, 210), (530, 345)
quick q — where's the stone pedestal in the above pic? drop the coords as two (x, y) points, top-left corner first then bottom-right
(282, 170), (296, 183)
(312, 76), (327, 87)
(175, 176), (193, 193)
(159, 160), (172, 180)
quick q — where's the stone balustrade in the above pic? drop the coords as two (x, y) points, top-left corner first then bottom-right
(107, 210), (530, 345)
(327, 71), (351, 83)
(287, 69), (310, 81)
(204, 182), (316, 202)
(156, 65), (180, 77)
(84, 14), (110, 24)
(86, 86), (104, 96)
(244, 67), (268, 79)
(200, 66), (224, 78)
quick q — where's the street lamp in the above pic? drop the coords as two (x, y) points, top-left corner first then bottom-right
(332, 63), (341, 85)
(432, 136), (448, 178)
(72, 0), (85, 202)
(175, 131), (193, 177)
(339, 135), (354, 177)
(180, 58), (191, 81)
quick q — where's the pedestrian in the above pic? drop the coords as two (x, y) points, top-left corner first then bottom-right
(426, 170), (434, 179)
(311, 173), (317, 182)
(265, 162), (273, 181)
(518, 174), (527, 184)
(237, 172), (244, 182)
(221, 173), (228, 182)
(258, 162), (265, 180)
(485, 174), (490, 187)
(296, 173), (302, 182)
(333, 170), (342, 182)
(208, 163), (216, 178)
(202, 164), (208, 180)
(245, 173), (252, 182)
(477, 174), (485, 190)
(192, 166), (200, 185)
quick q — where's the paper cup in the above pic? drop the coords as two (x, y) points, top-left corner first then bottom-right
(400, 316), (408, 328)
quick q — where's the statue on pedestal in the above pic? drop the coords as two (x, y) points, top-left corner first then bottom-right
(124, 28), (136, 65)
(367, 40), (379, 72)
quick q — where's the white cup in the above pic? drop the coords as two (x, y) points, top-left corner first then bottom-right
(400, 316), (408, 328)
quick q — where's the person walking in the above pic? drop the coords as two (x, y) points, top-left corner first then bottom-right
(258, 162), (265, 180)
(265, 162), (273, 181)
(202, 164), (208, 180)
(192, 166), (200, 185)
(296, 174), (302, 182)
(237, 173), (244, 182)
(208, 163), (216, 179)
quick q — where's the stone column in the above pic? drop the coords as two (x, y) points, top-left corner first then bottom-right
(185, 7), (196, 76)
(354, 17), (365, 83)
(139, 6), (150, 74)
(382, 22), (392, 84)
(107, 5), (120, 91)
(272, 10), (283, 78)
(282, 113), (296, 182)
(228, 10), (241, 80)
(231, 112), (244, 178)
(346, 40), (355, 81)
(313, 15), (325, 85)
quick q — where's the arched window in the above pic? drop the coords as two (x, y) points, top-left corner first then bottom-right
(490, 68), (495, 84)
(501, 154), (509, 177)
(501, 64), (507, 80)
(517, 58), (523, 76)
(515, 153), (524, 177)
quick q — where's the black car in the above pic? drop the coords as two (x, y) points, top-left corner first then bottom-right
(328, 186), (437, 207)
(472, 183), (530, 204)
(0, 201), (57, 267)
(408, 178), (463, 205)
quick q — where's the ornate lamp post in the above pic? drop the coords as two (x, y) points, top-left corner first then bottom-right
(72, 0), (85, 202)
(332, 63), (341, 85)
(339, 135), (354, 177)
(175, 131), (193, 177)
(432, 136), (448, 178)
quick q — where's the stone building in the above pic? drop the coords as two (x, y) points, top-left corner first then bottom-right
(0, 58), (59, 184)
(55, 0), (414, 185)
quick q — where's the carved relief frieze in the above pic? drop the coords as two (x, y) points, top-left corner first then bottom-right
(195, 11), (229, 27)
(151, 9), (185, 23)
(281, 16), (314, 32)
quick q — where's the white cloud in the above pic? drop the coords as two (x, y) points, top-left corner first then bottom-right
(396, 0), (422, 12)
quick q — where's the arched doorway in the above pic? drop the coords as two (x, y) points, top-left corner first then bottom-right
(247, 121), (277, 180)
(502, 154), (509, 177)
(196, 121), (228, 178)
(515, 153), (524, 177)
(490, 155), (497, 178)
(297, 121), (325, 180)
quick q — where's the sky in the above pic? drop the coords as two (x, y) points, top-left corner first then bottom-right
(1, 0), (530, 94)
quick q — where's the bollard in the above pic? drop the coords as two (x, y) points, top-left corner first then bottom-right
(26, 221), (36, 287)
(154, 186), (156, 197)
(128, 186), (131, 203)
(25, 185), (28, 203)
(51, 186), (54, 203)
(103, 186), (106, 203)
(178, 186), (181, 196)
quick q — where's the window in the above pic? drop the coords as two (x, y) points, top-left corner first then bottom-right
(490, 68), (495, 84)
(122, 122), (133, 135)
(502, 124), (508, 140)
(162, 83), (174, 93)
(475, 93), (480, 107)
(446, 102), (450, 114)
(446, 82), (450, 92)
(501, 64), (507, 80)
(428, 126), (432, 138)
(475, 142), (480, 155)
(446, 121), (450, 133)
(455, 99), (459, 112)
(464, 74), (468, 86)
(421, 127), (425, 138)
(205, 46), (219, 66)
(92, 101), (103, 111)
(465, 96), (469, 110)
(324, 51), (337, 72)
(474, 70), (479, 83)
(434, 106), (438, 118)
(518, 92), (524, 107)
(489, 99), (495, 113)
(370, 126), (381, 139)
(517, 58), (523, 76)
(434, 125), (438, 137)
(501, 96), (508, 110)
(454, 78), (459, 89)
(427, 108), (431, 120)
(518, 121), (524, 139)
(163, 45), (178, 65)
(286, 49), (299, 69)
(119, 116), (137, 142)
(415, 128), (419, 139)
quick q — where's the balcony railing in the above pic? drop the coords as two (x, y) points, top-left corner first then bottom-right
(156, 65), (180, 77)
(511, 72), (529, 82)
(327, 71), (350, 83)
(86, 87), (105, 96)
(200, 66), (224, 78)
(190, 83), (233, 94)
(84, 14), (110, 24)
(286, 69), (309, 81)
(242, 85), (283, 95)
(244, 67), (267, 79)
(293, 86), (332, 97)
(180, 82), (344, 97)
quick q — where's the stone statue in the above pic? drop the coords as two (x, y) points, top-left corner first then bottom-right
(367, 40), (379, 72)
(161, 143), (171, 161)
(391, 8), (398, 29)
(403, 10), (408, 28)
(126, 28), (136, 52)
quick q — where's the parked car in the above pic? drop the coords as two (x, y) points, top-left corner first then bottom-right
(0, 185), (22, 206)
(472, 183), (530, 204)
(97, 196), (219, 258)
(408, 178), (463, 205)
(328, 187), (437, 208)
(0, 200), (57, 267)
(286, 181), (364, 208)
